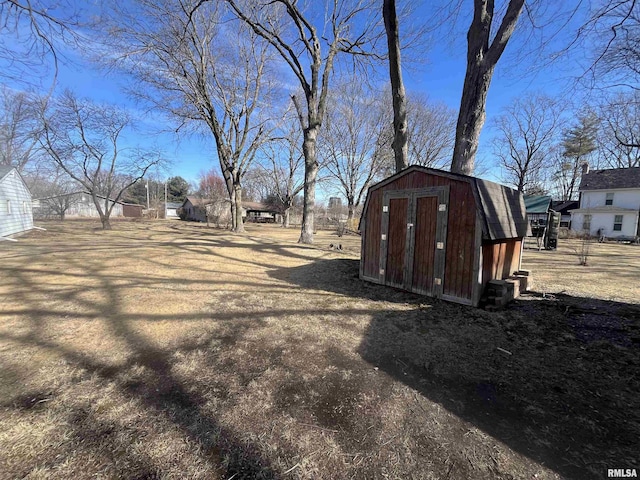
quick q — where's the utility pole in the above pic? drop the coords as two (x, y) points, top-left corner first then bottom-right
(164, 181), (168, 219)
(145, 180), (150, 210)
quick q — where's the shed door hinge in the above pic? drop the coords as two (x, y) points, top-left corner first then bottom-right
(434, 278), (442, 285)
(381, 234), (387, 240)
(436, 242), (444, 249)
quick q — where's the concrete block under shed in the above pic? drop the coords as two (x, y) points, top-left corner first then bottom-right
(512, 271), (532, 291)
(505, 278), (521, 298)
(483, 271), (533, 310)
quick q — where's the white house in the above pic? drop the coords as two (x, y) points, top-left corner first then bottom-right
(570, 166), (640, 240)
(0, 166), (34, 238)
(35, 191), (124, 219)
(164, 202), (182, 219)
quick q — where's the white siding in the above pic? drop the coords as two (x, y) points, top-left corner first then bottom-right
(0, 169), (33, 237)
(581, 189), (640, 210)
(35, 193), (125, 219)
(571, 211), (639, 238)
(65, 194), (124, 218)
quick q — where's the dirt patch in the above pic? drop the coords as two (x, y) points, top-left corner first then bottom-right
(0, 220), (638, 479)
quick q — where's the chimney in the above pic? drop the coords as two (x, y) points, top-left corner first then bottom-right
(581, 162), (589, 175)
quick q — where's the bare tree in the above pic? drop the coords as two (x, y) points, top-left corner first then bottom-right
(582, 0), (640, 89)
(451, 0), (525, 175)
(406, 93), (456, 169)
(30, 169), (80, 220)
(0, 86), (40, 172)
(0, 0), (82, 87)
(491, 93), (561, 192)
(383, 0), (408, 173)
(104, 0), (273, 233)
(256, 110), (305, 228)
(198, 169), (229, 227)
(321, 82), (388, 221)
(37, 91), (163, 229)
(596, 91), (640, 167)
(226, 0), (384, 243)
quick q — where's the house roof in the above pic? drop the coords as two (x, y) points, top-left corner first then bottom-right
(37, 191), (124, 204)
(165, 202), (182, 209)
(551, 200), (579, 214)
(524, 195), (552, 214)
(362, 165), (528, 241)
(579, 167), (640, 191)
(0, 165), (32, 195)
(183, 196), (214, 207)
(182, 197), (280, 213)
(243, 201), (279, 212)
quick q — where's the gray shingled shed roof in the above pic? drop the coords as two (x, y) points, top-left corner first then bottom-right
(473, 176), (528, 240)
(361, 166), (528, 241)
(579, 167), (640, 191)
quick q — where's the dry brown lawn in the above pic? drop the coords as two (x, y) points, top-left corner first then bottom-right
(1, 220), (638, 480)
(521, 238), (640, 303)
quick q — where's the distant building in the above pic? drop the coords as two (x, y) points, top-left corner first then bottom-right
(328, 197), (343, 209)
(35, 191), (124, 219)
(164, 202), (183, 219)
(551, 200), (579, 228)
(179, 197), (281, 224)
(569, 166), (640, 239)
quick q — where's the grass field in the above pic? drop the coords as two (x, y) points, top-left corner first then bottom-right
(1, 220), (638, 479)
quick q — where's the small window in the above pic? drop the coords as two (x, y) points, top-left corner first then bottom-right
(582, 214), (592, 231)
(605, 193), (614, 206)
(6, 200), (11, 215)
(613, 215), (623, 231)
(22, 201), (28, 214)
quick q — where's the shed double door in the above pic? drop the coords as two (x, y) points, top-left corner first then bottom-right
(380, 187), (449, 297)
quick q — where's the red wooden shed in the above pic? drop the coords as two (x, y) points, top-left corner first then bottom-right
(359, 166), (528, 306)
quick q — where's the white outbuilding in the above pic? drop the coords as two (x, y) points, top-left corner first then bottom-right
(0, 166), (33, 238)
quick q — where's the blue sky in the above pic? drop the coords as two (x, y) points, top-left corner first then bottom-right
(3, 0), (593, 196)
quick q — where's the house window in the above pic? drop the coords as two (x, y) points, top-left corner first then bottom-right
(605, 193), (614, 206)
(6, 200), (11, 215)
(582, 214), (592, 231)
(613, 215), (623, 231)
(22, 201), (28, 214)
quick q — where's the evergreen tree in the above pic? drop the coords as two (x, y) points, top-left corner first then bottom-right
(552, 113), (598, 200)
(167, 176), (189, 203)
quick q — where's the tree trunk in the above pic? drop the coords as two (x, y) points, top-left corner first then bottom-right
(383, 0), (408, 173)
(451, 64), (493, 175)
(101, 216), (112, 230)
(299, 127), (319, 244)
(229, 200), (236, 230)
(347, 203), (355, 222)
(282, 207), (290, 228)
(233, 183), (245, 233)
(450, 0), (524, 176)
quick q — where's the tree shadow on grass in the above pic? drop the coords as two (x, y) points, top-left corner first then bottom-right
(0, 251), (283, 479)
(270, 258), (640, 480)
